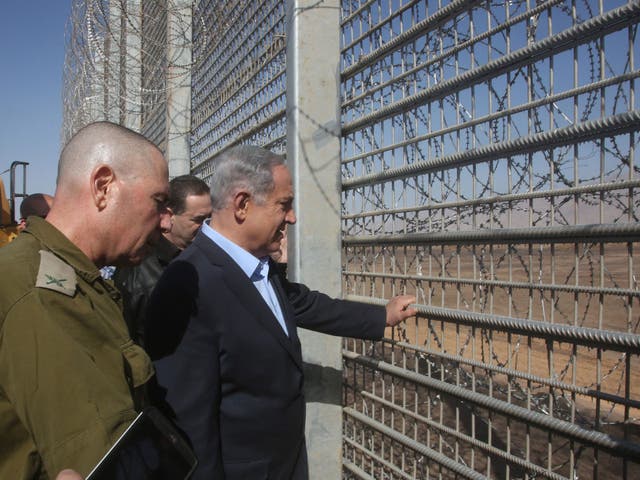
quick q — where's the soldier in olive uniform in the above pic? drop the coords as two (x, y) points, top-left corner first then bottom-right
(0, 122), (170, 479)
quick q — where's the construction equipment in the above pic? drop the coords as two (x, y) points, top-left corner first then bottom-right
(0, 161), (29, 247)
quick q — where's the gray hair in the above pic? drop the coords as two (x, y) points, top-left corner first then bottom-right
(209, 145), (286, 211)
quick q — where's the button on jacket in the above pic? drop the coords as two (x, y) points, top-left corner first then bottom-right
(0, 217), (154, 479)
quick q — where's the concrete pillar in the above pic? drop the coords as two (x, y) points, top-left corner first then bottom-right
(87, 51), (106, 127)
(286, 1), (342, 478)
(106, 1), (123, 124)
(123, 0), (142, 131)
(165, 0), (192, 178)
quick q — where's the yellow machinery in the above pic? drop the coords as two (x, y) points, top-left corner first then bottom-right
(0, 162), (29, 247)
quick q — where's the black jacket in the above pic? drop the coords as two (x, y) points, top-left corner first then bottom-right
(145, 231), (386, 480)
(113, 235), (180, 346)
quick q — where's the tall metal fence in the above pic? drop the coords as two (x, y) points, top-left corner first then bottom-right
(339, 1), (640, 478)
(63, 0), (640, 478)
(191, 0), (640, 478)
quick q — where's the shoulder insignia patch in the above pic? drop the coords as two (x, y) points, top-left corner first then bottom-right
(36, 250), (77, 297)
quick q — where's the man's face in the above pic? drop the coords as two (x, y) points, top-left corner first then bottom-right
(114, 152), (170, 265)
(244, 164), (296, 258)
(167, 193), (212, 249)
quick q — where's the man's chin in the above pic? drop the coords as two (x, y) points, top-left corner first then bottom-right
(112, 257), (142, 268)
(127, 257), (145, 266)
(117, 248), (151, 267)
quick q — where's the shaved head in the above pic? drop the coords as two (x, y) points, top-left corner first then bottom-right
(47, 121), (170, 267)
(57, 121), (162, 190)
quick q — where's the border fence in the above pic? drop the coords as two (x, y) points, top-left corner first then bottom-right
(63, 0), (640, 478)
(338, 1), (640, 478)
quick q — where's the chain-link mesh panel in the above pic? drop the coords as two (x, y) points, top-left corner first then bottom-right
(341, 1), (640, 478)
(190, 0), (287, 183)
(140, 0), (168, 150)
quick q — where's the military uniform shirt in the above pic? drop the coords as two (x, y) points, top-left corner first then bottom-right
(0, 217), (154, 479)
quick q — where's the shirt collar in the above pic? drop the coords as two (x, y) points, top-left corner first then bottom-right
(201, 220), (269, 280)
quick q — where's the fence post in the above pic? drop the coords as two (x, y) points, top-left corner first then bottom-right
(286, 0), (342, 478)
(165, 0), (192, 177)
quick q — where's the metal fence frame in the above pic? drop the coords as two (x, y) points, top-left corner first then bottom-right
(339, 1), (640, 478)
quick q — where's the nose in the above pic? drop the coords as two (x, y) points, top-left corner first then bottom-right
(286, 208), (297, 225)
(159, 208), (172, 233)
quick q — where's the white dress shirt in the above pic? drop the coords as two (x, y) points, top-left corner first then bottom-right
(201, 220), (289, 336)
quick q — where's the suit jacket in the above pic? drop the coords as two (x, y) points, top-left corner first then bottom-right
(145, 231), (386, 480)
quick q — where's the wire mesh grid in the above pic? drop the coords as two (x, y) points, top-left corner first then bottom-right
(340, 0), (640, 478)
(190, 0), (288, 183)
(140, 0), (168, 150)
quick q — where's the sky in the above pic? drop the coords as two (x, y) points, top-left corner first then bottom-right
(0, 1), (71, 211)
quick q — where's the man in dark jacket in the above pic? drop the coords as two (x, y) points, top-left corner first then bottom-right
(114, 174), (211, 346)
(145, 145), (416, 479)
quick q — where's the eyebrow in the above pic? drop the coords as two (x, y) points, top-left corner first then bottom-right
(153, 193), (169, 204)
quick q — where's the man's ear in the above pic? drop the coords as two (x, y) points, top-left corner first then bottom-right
(232, 191), (251, 222)
(91, 165), (116, 210)
(165, 206), (175, 226)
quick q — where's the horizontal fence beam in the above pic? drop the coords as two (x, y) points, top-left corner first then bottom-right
(344, 295), (640, 353)
(375, 337), (640, 411)
(342, 178), (640, 219)
(343, 351), (640, 460)
(343, 222), (640, 246)
(342, 270), (640, 299)
(341, 2), (640, 135)
(344, 407), (488, 480)
(342, 110), (640, 188)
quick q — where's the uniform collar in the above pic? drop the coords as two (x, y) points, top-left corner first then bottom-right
(24, 216), (102, 283)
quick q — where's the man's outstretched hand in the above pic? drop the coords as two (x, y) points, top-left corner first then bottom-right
(385, 294), (417, 327)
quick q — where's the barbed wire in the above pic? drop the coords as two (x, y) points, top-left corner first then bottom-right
(61, 0), (210, 144)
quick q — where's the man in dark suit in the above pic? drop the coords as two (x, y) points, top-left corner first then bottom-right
(145, 145), (416, 480)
